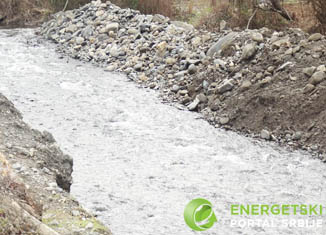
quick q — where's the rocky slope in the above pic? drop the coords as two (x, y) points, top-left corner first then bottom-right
(41, 0), (326, 157)
(0, 93), (111, 234)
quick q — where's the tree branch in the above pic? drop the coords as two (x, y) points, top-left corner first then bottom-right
(63, 0), (69, 11)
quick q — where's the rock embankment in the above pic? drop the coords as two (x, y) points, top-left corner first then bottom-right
(0, 93), (111, 234)
(41, 0), (326, 156)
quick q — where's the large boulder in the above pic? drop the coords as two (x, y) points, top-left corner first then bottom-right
(207, 32), (238, 57)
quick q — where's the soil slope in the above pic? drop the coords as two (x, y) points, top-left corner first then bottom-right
(0, 93), (111, 234)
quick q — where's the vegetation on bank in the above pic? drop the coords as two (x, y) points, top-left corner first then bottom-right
(0, 0), (325, 33)
(0, 0), (91, 26)
(111, 0), (325, 33)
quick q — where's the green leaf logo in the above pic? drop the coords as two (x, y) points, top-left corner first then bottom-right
(184, 198), (217, 231)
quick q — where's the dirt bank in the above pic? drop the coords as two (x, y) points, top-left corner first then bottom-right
(0, 93), (111, 234)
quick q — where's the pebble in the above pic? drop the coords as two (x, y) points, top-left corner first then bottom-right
(217, 80), (234, 94)
(188, 64), (197, 75)
(187, 98), (200, 111)
(75, 37), (84, 45)
(251, 32), (264, 43)
(303, 67), (316, 77)
(240, 80), (252, 91)
(303, 84), (315, 93)
(219, 117), (229, 125)
(261, 129), (271, 140)
(309, 71), (326, 85)
(308, 33), (322, 41)
(241, 43), (257, 60)
(171, 85), (180, 92)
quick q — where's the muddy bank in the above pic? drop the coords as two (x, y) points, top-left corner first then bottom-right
(0, 93), (111, 234)
(40, 0), (326, 157)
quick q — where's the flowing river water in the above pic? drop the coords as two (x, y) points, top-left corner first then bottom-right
(1, 29), (326, 235)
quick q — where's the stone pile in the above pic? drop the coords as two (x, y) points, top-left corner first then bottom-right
(41, 0), (326, 151)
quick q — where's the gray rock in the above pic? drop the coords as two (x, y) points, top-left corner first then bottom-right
(217, 80), (234, 93)
(293, 132), (302, 141)
(174, 71), (187, 78)
(240, 80), (252, 91)
(171, 85), (180, 92)
(166, 57), (176, 65)
(241, 43), (257, 60)
(12, 163), (22, 171)
(203, 80), (209, 90)
(104, 65), (116, 72)
(209, 99), (220, 111)
(213, 59), (226, 69)
(308, 33), (322, 41)
(272, 37), (290, 49)
(82, 25), (94, 39)
(261, 129), (271, 140)
(66, 24), (78, 33)
(109, 46), (120, 57)
(153, 14), (168, 24)
(42, 130), (56, 143)
(171, 21), (194, 31)
(134, 63), (143, 71)
(191, 37), (201, 46)
(75, 37), (85, 45)
(207, 32), (238, 57)
(179, 90), (188, 96)
(219, 117), (229, 125)
(309, 71), (326, 85)
(188, 64), (197, 75)
(303, 67), (316, 77)
(187, 98), (200, 111)
(105, 22), (119, 32)
(196, 94), (208, 103)
(303, 84), (315, 93)
(251, 32), (264, 43)
(317, 65), (326, 72)
(128, 28), (139, 35)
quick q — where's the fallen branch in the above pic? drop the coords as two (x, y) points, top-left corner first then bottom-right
(63, 0), (69, 12)
(247, 8), (258, 30)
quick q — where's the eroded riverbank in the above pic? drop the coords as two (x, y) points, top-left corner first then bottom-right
(1, 28), (326, 234)
(0, 90), (110, 234)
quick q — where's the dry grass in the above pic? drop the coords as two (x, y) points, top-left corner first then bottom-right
(173, 0), (321, 32)
(0, 0), (323, 31)
(306, 0), (326, 33)
(111, 0), (176, 17)
(0, 0), (92, 26)
(0, 0), (51, 26)
(0, 153), (10, 178)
